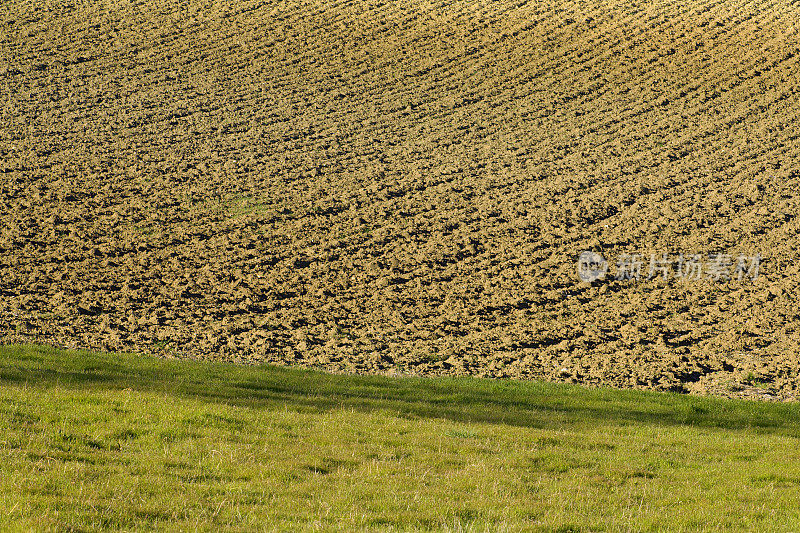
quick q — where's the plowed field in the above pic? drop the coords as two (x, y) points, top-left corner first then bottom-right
(3, 0), (800, 400)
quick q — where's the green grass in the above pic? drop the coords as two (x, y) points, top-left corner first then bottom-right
(2, 344), (800, 531)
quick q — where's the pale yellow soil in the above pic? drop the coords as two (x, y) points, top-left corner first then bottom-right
(2, 0), (800, 399)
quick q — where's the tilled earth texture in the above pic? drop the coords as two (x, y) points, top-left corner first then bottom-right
(3, 0), (800, 401)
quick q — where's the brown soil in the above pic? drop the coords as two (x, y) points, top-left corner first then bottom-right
(2, 0), (800, 401)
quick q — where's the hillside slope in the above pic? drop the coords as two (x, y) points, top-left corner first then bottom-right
(2, 0), (800, 398)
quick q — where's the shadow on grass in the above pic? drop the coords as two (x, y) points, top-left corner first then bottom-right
(2, 344), (800, 436)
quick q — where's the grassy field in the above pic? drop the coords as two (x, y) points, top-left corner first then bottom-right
(1, 345), (800, 531)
